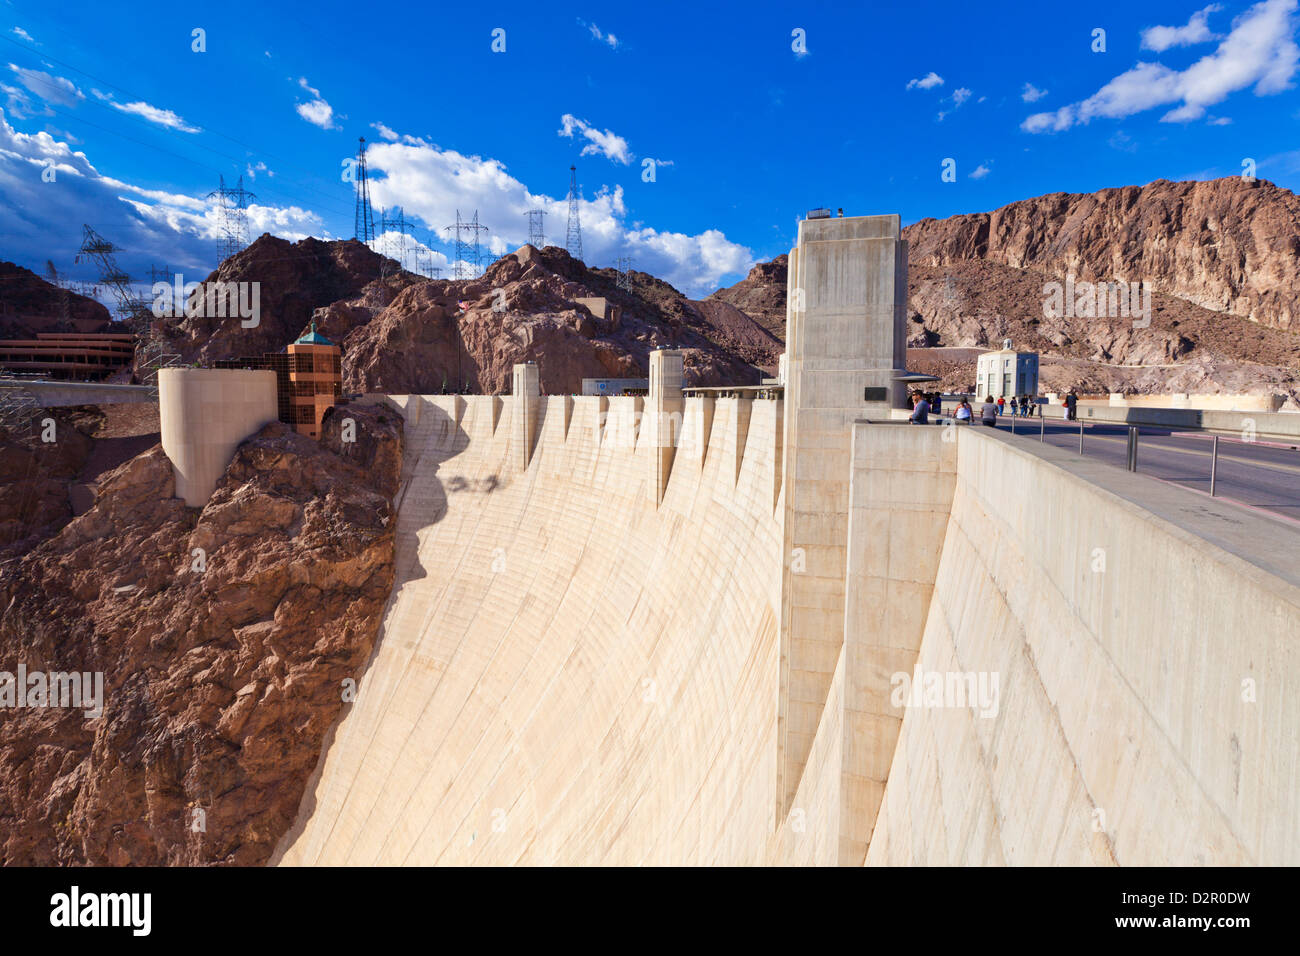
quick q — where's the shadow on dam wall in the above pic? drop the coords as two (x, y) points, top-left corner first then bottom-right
(272, 394), (1300, 866)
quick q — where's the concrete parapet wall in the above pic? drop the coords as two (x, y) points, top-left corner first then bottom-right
(865, 425), (1300, 865)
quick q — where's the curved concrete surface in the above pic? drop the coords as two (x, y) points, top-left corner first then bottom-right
(275, 396), (1300, 866)
(159, 368), (279, 507)
(866, 425), (1300, 865)
(276, 393), (786, 864)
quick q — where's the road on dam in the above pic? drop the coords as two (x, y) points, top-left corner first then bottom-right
(958, 417), (1300, 523)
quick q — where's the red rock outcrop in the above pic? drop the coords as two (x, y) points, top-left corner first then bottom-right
(0, 401), (402, 865)
(903, 176), (1300, 332)
(698, 190), (1300, 399)
(0, 405), (162, 555)
(342, 244), (777, 394)
(708, 254), (788, 340)
(0, 262), (113, 338)
(0, 409), (95, 555)
(161, 235), (408, 365)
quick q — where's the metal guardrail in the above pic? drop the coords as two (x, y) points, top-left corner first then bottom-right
(1000, 416), (1299, 509)
(935, 412), (1296, 503)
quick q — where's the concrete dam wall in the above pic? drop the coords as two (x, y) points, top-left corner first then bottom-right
(273, 392), (1300, 866)
(275, 391), (789, 864)
(863, 425), (1300, 866)
(273, 212), (1299, 866)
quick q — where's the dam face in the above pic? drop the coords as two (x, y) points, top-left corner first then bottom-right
(275, 392), (787, 864)
(276, 215), (1300, 866)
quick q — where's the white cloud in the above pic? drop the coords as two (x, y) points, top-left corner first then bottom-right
(952, 87), (972, 106)
(1142, 4), (1223, 52)
(557, 113), (632, 164)
(906, 71), (944, 90)
(1208, 114), (1234, 124)
(969, 164), (991, 179)
(90, 89), (200, 133)
(7, 64), (83, 108)
(11, 28), (36, 44)
(245, 160), (272, 179)
(1022, 105), (1077, 132)
(0, 112), (322, 293)
(1023, 0), (1299, 132)
(2, 83), (37, 118)
(371, 121), (399, 141)
(361, 134), (753, 295)
(1021, 82), (1048, 102)
(294, 76), (339, 129)
(580, 19), (620, 49)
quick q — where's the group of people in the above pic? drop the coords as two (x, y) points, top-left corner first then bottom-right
(992, 395), (1038, 417)
(909, 388), (1082, 427)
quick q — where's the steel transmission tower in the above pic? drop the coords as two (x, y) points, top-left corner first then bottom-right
(527, 209), (546, 249)
(424, 234), (443, 278)
(380, 206), (417, 272)
(75, 225), (146, 324)
(207, 175), (256, 262)
(417, 250), (443, 280)
(354, 137), (375, 243)
(565, 165), (582, 261)
(444, 210), (490, 279)
(615, 256), (633, 291)
(74, 225), (178, 390)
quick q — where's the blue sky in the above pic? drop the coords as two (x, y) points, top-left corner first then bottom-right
(2, 0), (1299, 298)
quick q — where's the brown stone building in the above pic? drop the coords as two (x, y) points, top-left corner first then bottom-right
(214, 321), (343, 439)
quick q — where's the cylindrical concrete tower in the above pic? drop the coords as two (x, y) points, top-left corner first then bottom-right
(159, 368), (279, 507)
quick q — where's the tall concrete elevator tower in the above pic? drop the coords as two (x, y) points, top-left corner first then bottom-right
(777, 213), (909, 815)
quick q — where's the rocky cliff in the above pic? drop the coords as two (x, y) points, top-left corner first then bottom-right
(903, 176), (1300, 332)
(0, 402), (402, 865)
(341, 244), (780, 394)
(0, 261), (113, 338)
(151, 236), (779, 394)
(708, 254), (788, 340)
(161, 235), (408, 366)
(703, 180), (1300, 399)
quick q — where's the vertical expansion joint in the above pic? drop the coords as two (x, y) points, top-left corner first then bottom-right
(511, 363), (541, 471)
(647, 350), (685, 506)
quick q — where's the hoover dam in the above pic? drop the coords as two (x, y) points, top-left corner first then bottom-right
(262, 214), (1300, 866)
